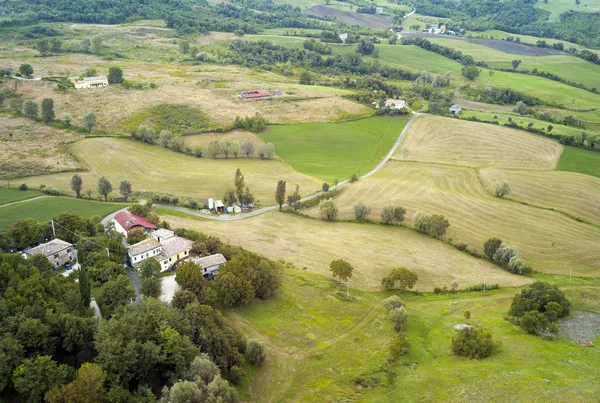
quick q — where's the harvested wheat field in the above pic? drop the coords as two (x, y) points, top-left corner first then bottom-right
(394, 115), (563, 169)
(0, 115), (84, 178)
(162, 211), (530, 290)
(306, 161), (600, 277)
(20, 137), (322, 203)
(481, 168), (600, 226)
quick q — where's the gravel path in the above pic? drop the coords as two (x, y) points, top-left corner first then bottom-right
(560, 310), (600, 344)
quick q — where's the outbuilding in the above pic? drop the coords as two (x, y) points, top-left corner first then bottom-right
(74, 75), (109, 89)
(24, 239), (75, 269)
(449, 104), (462, 114)
(113, 211), (157, 235)
(192, 254), (227, 278)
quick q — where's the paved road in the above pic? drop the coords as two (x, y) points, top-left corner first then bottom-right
(156, 113), (421, 221)
(125, 267), (142, 303)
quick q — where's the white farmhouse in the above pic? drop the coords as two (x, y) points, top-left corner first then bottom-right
(74, 75), (109, 89)
(385, 98), (406, 110)
(128, 237), (162, 266)
(191, 254), (227, 278)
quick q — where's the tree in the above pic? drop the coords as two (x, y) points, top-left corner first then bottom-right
(140, 258), (162, 279)
(257, 143), (275, 159)
(164, 380), (204, 402)
(219, 138), (233, 159)
(79, 266), (91, 308)
(389, 332), (410, 359)
(508, 282), (570, 329)
(223, 189), (236, 206)
(519, 311), (558, 335)
(62, 113), (72, 127)
(19, 63), (33, 78)
(83, 112), (97, 131)
(50, 38), (62, 54)
(461, 65), (480, 80)
(231, 141), (241, 158)
(86, 189), (93, 199)
(23, 100), (39, 120)
(494, 180), (511, 197)
(389, 306), (408, 332)
(246, 340), (266, 366)
(382, 295), (405, 311)
(45, 363), (107, 403)
(41, 98), (55, 123)
(187, 354), (220, 385)
(216, 272), (254, 307)
(208, 140), (221, 158)
(175, 261), (206, 297)
(287, 184), (301, 211)
(514, 101), (527, 115)
(108, 67), (124, 84)
(464, 311), (471, 321)
(12, 356), (70, 402)
(484, 237), (502, 260)
(319, 199), (338, 221)
(234, 169), (245, 204)
(119, 180), (133, 202)
(353, 201), (371, 221)
(322, 182), (330, 192)
(240, 186), (255, 206)
(380, 205), (406, 225)
(38, 39), (50, 55)
(356, 39), (375, 55)
(511, 59), (522, 70)
(492, 245), (518, 268)
(451, 328), (493, 359)
(381, 267), (419, 291)
(413, 211), (449, 238)
(81, 38), (91, 53)
(95, 275), (135, 317)
(299, 71), (313, 85)
(70, 174), (83, 198)
(241, 138), (254, 158)
(97, 176), (112, 201)
(141, 277), (162, 299)
(159, 130), (173, 148)
(275, 180), (286, 211)
(92, 37), (103, 54)
(329, 258), (353, 283)
(179, 40), (190, 54)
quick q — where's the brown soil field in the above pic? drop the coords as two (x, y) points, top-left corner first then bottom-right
(303, 6), (392, 29)
(162, 211), (531, 290)
(0, 115), (83, 179)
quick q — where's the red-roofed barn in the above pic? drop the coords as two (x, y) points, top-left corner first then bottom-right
(113, 211), (157, 235)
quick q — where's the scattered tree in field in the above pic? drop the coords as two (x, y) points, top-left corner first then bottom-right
(451, 280), (459, 292)
(494, 180), (511, 197)
(389, 306), (408, 332)
(452, 328), (493, 359)
(257, 143), (275, 159)
(511, 59), (522, 70)
(159, 130), (173, 148)
(81, 38), (91, 53)
(349, 173), (358, 183)
(50, 38), (61, 54)
(319, 199), (338, 221)
(83, 112), (97, 131)
(275, 180), (286, 211)
(108, 67), (124, 84)
(231, 140), (241, 158)
(464, 310), (471, 321)
(220, 138), (233, 158)
(23, 100), (39, 120)
(381, 267), (419, 291)
(514, 101), (527, 115)
(353, 201), (371, 221)
(208, 141), (221, 158)
(287, 184), (301, 211)
(119, 180), (132, 202)
(492, 245), (517, 267)
(234, 169), (245, 203)
(322, 182), (330, 192)
(413, 211), (450, 238)
(461, 65), (480, 80)
(92, 37), (103, 54)
(179, 40), (190, 54)
(62, 113), (72, 126)
(389, 332), (409, 359)
(508, 282), (570, 335)
(241, 138), (254, 158)
(97, 176), (112, 201)
(38, 39), (50, 55)
(547, 125), (553, 133)
(70, 174), (83, 198)
(380, 205), (406, 225)
(382, 295), (405, 311)
(246, 340), (266, 366)
(356, 39), (375, 55)
(484, 237), (502, 259)
(330, 258), (353, 283)
(19, 63), (33, 77)
(41, 98), (55, 123)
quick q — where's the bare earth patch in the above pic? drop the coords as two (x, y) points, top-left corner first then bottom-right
(560, 311), (600, 344)
(303, 6), (392, 29)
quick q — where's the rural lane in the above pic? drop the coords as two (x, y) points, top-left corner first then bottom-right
(154, 113), (421, 221)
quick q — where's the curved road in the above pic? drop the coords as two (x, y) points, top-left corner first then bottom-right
(154, 113), (421, 221)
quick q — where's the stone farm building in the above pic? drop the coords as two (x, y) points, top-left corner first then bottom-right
(113, 211), (157, 236)
(129, 229), (193, 272)
(74, 75), (109, 89)
(191, 254), (227, 278)
(24, 239), (74, 269)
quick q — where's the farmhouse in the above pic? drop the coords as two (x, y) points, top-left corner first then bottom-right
(113, 211), (157, 236)
(129, 229), (193, 271)
(449, 104), (462, 114)
(385, 99), (406, 110)
(159, 236), (193, 271)
(192, 254), (227, 278)
(73, 75), (109, 89)
(375, 6), (384, 14)
(128, 237), (162, 267)
(241, 90), (271, 101)
(24, 239), (75, 269)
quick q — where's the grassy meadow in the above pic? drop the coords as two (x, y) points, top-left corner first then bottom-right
(259, 116), (408, 182)
(536, 0), (600, 21)
(0, 196), (122, 230)
(557, 146), (600, 178)
(377, 44), (463, 75)
(0, 188), (41, 205)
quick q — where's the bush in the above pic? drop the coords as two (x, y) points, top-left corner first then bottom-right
(465, 283), (499, 291)
(389, 332), (410, 360)
(483, 237), (502, 260)
(245, 339), (266, 366)
(451, 328), (493, 359)
(389, 306), (408, 332)
(319, 199), (338, 221)
(40, 187), (60, 196)
(413, 211), (449, 238)
(382, 295), (405, 311)
(353, 201), (371, 221)
(380, 205), (406, 225)
(508, 282), (570, 334)
(349, 174), (358, 183)
(185, 199), (199, 209)
(18, 183), (28, 191)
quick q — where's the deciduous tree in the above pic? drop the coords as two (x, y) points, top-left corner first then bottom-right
(241, 138), (254, 158)
(381, 267), (418, 291)
(275, 180), (286, 211)
(483, 237), (502, 260)
(380, 205), (406, 225)
(108, 67), (124, 84)
(234, 169), (245, 203)
(83, 112), (97, 131)
(23, 100), (39, 120)
(494, 180), (511, 197)
(353, 201), (371, 221)
(119, 180), (132, 202)
(329, 258), (353, 283)
(41, 98), (55, 122)
(319, 199), (338, 221)
(97, 176), (112, 201)
(71, 174), (83, 198)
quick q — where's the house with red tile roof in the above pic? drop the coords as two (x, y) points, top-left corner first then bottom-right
(241, 90), (271, 101)
(113, 211), (157, 235)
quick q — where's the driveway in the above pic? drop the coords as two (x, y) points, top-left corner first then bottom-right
(160, 275), (180, 304)
(125, 266), (142, 303)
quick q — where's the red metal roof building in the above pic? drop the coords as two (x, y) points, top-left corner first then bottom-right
(241, 90), (271, 101)
(113, 211), (157, 234)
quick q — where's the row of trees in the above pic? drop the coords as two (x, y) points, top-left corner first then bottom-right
(483, 237), (531, 275)
(70, 174), (132, 202)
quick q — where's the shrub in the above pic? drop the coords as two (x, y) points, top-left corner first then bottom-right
(389, 306), (408, 332)
(18, 183), (28, 191)
(40, 187), (60, 196)
(413, 211), (449, 238)
(451, 328), (493, 359)
(455, 243), (468, 251)
(353, 201), (371, 221)
(494, 180), (511, 197)
(508, 282), (570, 332)
(483, 237), (502, 260)
(519, 311), (558, 335)
(382, 295), (405, 311)
(185, 199), (199, 209)
(389, 332), (410, 360)
(380, 205), (406, 225)
(245, 339), (266, 366)
(349, 174), (358, 183)
(319, 199), (338, 221)
(322, 182), (330, 192)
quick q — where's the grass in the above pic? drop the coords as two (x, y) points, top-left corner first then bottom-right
(475, 68), (600, 110)
(225, 266), (600, 402)
(160, 211), (531, 290)
(536, 0), (600, 21)
(376, 44), (463, 75)
(0, 188), (41, 205)
(557, 146), (600, 178)
(0, 197), (122, 230)
(20, 137), (323, 204)
(183, 130), (263, 152)
(392, 115), (562, 170)
(259, 116), (408, 182)
(121, 104), (212, 135)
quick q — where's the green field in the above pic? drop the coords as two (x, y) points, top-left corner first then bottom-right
(537, 0), (600, 21)
(227, 267), (600, 402)
(377, 44), (463, 75)
(557, 146), (600, 178)
(258, 116), (408, 182)
(475, 69), (600, 110)
(0, 188), (41, 205)
(0, 197), (122, 230)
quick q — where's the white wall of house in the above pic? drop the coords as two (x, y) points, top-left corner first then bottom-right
(113, 220), (127, 236)
(129, 247), (161, 265)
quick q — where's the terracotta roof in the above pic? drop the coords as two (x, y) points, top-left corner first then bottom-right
(25, 239), (73, 257)
(114, 211), (157, 231)
(161, 236), (193, 258)
(129, 238), (160, 256)
(192, 254), (227, 269)
(241, 90), (271, 100)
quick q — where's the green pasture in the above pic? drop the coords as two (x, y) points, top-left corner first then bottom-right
(0, 197), (122, 230)
(229, 267), (600, 402)
(377, 44), (463, 75)
(475, 69), (600, 110)
(536, 0), (600, 21)
(0, 188), (41, 205)
(401, 13), (446, 32)
(258, 116), (408, 182)
(557, 146), (600, 178)
(260, 28), (323, 36)
(243, 34), (308, 49)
